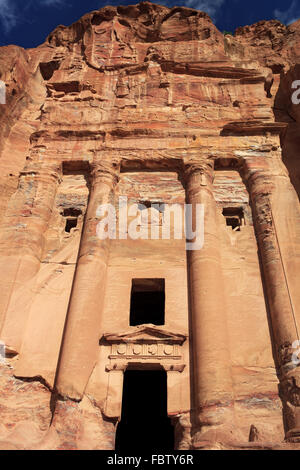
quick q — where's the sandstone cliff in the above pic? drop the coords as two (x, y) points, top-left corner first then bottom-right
(0, 2), (299, 450)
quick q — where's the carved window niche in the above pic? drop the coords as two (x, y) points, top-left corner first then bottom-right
(222, 207), (245, 231)
(130, 278), (165, 326)
(61, 208), (82, 234)
(101, 326), (187, 419)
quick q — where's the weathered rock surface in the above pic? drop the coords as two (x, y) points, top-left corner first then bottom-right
(0, 2), (299, 450)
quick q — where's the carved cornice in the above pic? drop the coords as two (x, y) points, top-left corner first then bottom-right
(102, 325), (187, 345)
(160, 61), (267, 82)
(102, 326), (187, 364)
(221, 120), (288, 136)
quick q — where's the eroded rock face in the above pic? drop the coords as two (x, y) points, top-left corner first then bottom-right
(0, 2), (300, 450)
(233, 19), (300, 71)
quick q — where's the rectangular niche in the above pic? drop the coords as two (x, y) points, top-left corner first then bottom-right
(222, 207), (245, 231)
(130, 278), (165, 326)
(62, 208), (82, 233)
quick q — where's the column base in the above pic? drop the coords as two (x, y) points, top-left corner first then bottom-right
(286, 428), (300, 443)
(192, 424), (240, 449)
(192, 439), (300, 450)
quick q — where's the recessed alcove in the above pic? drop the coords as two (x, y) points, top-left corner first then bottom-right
(62, 160), (90, 175)
(130, 278), (165, 326)
(222, 207), (244, 231)
(39, 60), (61, 81)
(61, 208), (82, 233)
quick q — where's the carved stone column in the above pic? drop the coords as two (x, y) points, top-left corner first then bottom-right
(244, 159), (300, 442)
(184, 161), (235, 445)
(55, 160), (119, 400)
(0, 162), (62, 351)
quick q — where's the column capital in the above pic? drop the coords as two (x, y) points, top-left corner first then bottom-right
(91, 160), (120, 188)
(243, 158), (290, 192)
(19, 162), (62, 185)
(183, 160), (214, 193)
(244, 168), (275, 198)
(184, 159), (214, 178)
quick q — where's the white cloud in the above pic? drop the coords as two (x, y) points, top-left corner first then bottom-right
(183, 0), (225, 20)
(274, 0), (300, 25)
(0, 0), (17, 33)
(0, 0), (66, 33)
(40, 0), (65, 5)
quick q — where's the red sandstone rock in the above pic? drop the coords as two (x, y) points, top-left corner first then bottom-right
(234, 19), (300, 71)
(0, 2), (300, 450)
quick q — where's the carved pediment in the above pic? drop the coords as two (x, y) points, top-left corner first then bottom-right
(102, 325), (186, 345)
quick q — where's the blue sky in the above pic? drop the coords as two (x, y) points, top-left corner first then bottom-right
(0, 0), (299, 48)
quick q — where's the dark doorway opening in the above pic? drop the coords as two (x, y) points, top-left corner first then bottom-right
(130, 278), (165, 326)
(115, 369), (174, 453)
